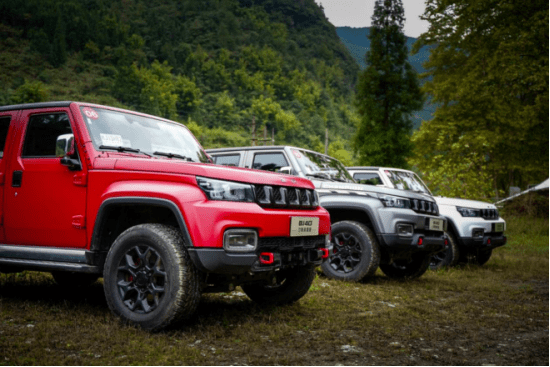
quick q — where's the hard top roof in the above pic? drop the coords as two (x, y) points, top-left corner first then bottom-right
(206, 145), (335, 159)
(0, 101), (73, 112)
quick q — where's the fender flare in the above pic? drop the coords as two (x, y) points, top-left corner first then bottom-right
(89, 197), (194, 252)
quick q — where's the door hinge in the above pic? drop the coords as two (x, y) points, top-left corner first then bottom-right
(73, 172), (87, 187)
(72, 215), (86, 229)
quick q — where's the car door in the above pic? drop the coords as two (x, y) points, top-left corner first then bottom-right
(0, 111), (19, 243)
(4, 108), (88, 248)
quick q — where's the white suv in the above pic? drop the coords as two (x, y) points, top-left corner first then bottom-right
(347, 167), (506, 268)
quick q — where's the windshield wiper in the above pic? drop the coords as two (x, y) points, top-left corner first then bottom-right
(99, 145), (152, 157)
(306, 173), (337, 182)
(153, 151), (193, 161)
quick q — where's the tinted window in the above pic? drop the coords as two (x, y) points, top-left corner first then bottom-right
(252, 152), (289, 171)
(0, 117), (11, 158)
(354, 172), (382, 185)
(22, 113), (72, 157)
(213, 154), (240, 166)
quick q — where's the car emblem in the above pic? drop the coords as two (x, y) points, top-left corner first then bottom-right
(291, 179), (296, 183)
(280, 178), (286, 182)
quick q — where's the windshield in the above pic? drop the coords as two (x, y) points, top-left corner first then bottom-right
(385, 170), (432, 195)
(80, 106), (209, 163)
(292, 149), (354, 182)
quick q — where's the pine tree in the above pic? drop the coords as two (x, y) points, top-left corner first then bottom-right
(50, 11), (67, 67)
(353, 0), (423, 167)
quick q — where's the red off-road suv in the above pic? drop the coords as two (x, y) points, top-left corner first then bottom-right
(0, 101), (331, 331)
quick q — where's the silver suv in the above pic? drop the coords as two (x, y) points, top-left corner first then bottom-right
(347, 167), (507, 268)
(207, 146), (448, 281)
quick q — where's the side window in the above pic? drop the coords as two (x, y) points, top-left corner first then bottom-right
(0, 116), (11, 158)
(252, 152), (289, 172)
(22, 113), (72, 157)
(213, 154), (241, 166)
(354, 172), (382, 186)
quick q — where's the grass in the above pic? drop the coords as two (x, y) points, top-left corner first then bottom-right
(0, 215), (548, 365)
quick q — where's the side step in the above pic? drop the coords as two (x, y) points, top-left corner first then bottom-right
(0, 245), (100, 274)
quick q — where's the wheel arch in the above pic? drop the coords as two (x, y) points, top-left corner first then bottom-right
(89, 197), (194, 260)
(321, 201), (380, 234)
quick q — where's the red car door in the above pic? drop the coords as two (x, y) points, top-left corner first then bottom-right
(4, 107), (88, 248)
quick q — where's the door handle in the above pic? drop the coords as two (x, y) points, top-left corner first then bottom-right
(12, 171), (22, 187)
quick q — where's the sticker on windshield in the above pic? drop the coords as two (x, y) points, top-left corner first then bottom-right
(82, 107), (99, 120)
(100, 134), (123, 146)
(291, 149), (302, 158)
(384, 170), (392, 177)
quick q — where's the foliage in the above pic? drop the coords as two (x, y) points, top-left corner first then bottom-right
(353, 0), (423, 168)
(10, 80), (49, 104)
(411, 0), (549, 196)
(0, 0), (361, 156)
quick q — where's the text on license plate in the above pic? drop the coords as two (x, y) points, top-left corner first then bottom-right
(290, 217), (319, 237)
(428, 218), (444, 231)
(493, 223), (504, 232)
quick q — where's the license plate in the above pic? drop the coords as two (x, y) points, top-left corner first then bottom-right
(428, 218), (444, 232)
(290, 217), (319, 237)
(493, 222), (505, 232)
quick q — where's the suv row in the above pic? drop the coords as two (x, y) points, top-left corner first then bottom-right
(0, 102), (332, 331)
(347, 167), (507, 267)
(207, 146), (448, 281)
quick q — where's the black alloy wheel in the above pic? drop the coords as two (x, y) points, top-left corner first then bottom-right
(116, 245), (166, 314)
(330, 231), (363, 274)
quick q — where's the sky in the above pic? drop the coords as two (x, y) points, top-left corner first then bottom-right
(313, 0), (429, 38)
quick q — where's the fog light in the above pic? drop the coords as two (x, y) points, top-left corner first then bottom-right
(397, 224), (414, 237)
(223, 229), (257, 252)
(472, 228), (484, 238)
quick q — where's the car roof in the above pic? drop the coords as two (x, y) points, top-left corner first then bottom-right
(0, 101), (73, 112)
(206, 145), (335, 159)
(347, 166), (413, 173)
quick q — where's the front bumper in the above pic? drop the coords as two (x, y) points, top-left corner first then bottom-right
(458, 234), (507, 250)
(379, 231), (446, 258)
(188, 235), (329, 274)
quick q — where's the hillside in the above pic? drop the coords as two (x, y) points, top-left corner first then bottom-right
(336, 26), (436, 128)
(0, 0), (360, 159)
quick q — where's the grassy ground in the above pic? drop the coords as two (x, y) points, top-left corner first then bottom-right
(0, 215), (547, 365)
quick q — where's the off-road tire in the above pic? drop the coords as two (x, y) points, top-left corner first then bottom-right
(51, 271), (99, 287)
(103, 224), (200, 331)
(475, 248), (493, 266)
(242, 266), (315, 306)
(320, 221), (380, 282)
(379, 254), (431, 279)
(429, 231), (460, 270)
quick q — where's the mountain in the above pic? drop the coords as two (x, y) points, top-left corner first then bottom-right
(336, 26), (436, 128)
(0, 0), (360, 153)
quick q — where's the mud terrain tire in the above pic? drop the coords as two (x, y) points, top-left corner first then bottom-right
(380, 254), (431, 279)
(430, 231), (460, 270)
(103, 224), (200, 331)
(242, 266), (315, 306)
(320, 221), (380, 281)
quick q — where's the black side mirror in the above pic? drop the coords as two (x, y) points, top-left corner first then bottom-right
(57, 134), (82, 171)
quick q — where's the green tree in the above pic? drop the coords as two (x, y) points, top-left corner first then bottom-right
(353, 0), (423, 167)
(50, 11), (67, 67)
(411, 0), (549, 197)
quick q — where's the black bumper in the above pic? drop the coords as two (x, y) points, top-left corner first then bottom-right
(458, 234), (507, 249)
(188, 247), (326, 275)
(378, 232), (446, 256)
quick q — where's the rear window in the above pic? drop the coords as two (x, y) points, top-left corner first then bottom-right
(213, 154), (241, 166)
(354, 172), (382, 186)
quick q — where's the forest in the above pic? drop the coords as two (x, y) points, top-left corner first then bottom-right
(0, 0), (359, 164)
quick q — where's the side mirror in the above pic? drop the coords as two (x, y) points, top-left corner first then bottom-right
(57, 134), (81, 171)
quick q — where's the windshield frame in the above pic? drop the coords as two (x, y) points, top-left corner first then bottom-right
(79, 105), (209, 163)
(292, 148), (355, 183)
(384, 169), (433, 195)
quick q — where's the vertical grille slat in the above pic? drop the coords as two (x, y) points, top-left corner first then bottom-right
(410, 199), (439, 216)
(254, 185), (317, 209)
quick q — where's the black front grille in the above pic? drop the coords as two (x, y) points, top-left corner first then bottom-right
(410, 199), (439, 215)
(481, 209), (499, 220)
(254, 185), (318, 209)
(258, 235), (325, 252)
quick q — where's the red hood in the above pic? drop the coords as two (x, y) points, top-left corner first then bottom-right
(93, 156), (314, 188)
